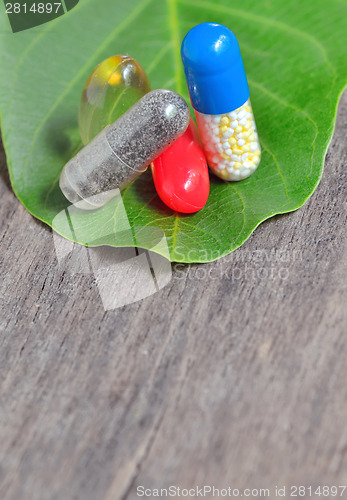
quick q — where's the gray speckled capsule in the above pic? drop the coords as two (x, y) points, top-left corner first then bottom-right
(60, 89), (190, 209)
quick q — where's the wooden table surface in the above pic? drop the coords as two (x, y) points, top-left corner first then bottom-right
(0, 90), (346, 500)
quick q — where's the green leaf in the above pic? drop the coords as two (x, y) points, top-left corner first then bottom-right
(0, 0), (346, 263)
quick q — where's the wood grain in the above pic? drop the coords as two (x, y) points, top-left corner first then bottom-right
(0, 90), (346, 500)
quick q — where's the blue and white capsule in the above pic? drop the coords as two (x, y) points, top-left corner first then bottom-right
(181, 22), (261, 181)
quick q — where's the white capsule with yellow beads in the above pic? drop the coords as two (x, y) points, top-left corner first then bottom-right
(181, 23), (261, 181)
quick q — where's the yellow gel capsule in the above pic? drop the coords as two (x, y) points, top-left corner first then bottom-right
(79, 55), (151, 145)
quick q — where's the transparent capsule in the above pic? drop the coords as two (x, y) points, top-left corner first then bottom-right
(195, 100), (261, 181)
(79, 55), (151, 145)
(181, 22), (261, 181)
(60, 89), (190, 210)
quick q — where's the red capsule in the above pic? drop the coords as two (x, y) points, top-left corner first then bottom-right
(151, 119), (210, 213)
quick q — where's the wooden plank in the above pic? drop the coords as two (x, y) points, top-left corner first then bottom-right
(0, 91), (346, 500)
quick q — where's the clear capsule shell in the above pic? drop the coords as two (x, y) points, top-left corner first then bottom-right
(79, 55), (151, 145)
(60, 89), (190, 209)
(195, 98), (261, 181)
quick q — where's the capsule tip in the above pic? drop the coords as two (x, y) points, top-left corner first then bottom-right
(60, 168), (120, 210)
(144, 89), (190, 139)
(181, 22), (239, 72)
(59, 166), (82, 205)
(181, 22), (250, 115)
